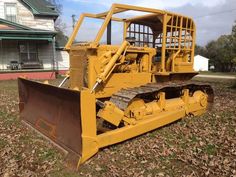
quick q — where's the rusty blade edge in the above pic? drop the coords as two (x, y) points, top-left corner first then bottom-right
(21, 120), (69, 155)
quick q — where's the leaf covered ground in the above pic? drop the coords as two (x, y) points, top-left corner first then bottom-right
(0, 78), (236, 177)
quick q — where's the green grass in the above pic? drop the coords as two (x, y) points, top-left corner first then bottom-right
(0, 110), (17, 122)
(199, 71), (236, 76)
(50, 170), (80, 177)
(0, 138), (7, 148)
(203, 144), (217, 155)
(231, 81), (236, 89)
(38, 148), (58, 162)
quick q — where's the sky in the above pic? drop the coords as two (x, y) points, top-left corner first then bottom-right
(61, 0), (236, 46)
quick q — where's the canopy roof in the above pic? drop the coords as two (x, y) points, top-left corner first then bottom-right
(65, 3), (196, 49)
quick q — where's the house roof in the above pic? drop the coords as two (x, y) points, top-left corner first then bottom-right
(0, 18), (57, 41)
(20, 0), (59, 18)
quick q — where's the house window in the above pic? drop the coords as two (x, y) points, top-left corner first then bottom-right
(19, 42), (38, 63)
(5, 3), (17, 23)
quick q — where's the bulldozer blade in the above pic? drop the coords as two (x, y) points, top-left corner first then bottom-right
(18, 78), (82, 166)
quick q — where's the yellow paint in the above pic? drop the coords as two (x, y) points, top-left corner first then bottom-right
(97, 102), (124, 126)
(20, 3), (213, 169)
(65, 4), (206, 168)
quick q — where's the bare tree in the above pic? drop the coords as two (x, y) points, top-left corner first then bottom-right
(47, 0), (67, 31)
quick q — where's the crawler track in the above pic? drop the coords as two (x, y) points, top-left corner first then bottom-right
(110, 81), (214, 111)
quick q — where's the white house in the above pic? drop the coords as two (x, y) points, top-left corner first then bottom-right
(0, 0), (69, 74)
(56, 47), (69, 72)
(194, 55), (209, 71)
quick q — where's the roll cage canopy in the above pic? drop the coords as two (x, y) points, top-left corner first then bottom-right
(65, 3), (195, 50)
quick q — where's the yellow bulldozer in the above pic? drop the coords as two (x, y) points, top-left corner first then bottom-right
(18, 4), (214, 168)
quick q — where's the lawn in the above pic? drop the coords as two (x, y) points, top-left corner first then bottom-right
(199, 71), (236, 76)
(0, 78), (236, 176)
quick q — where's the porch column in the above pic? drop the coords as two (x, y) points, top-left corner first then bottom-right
(52, 37), (58, 72)
(0, 40), (3, 70)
